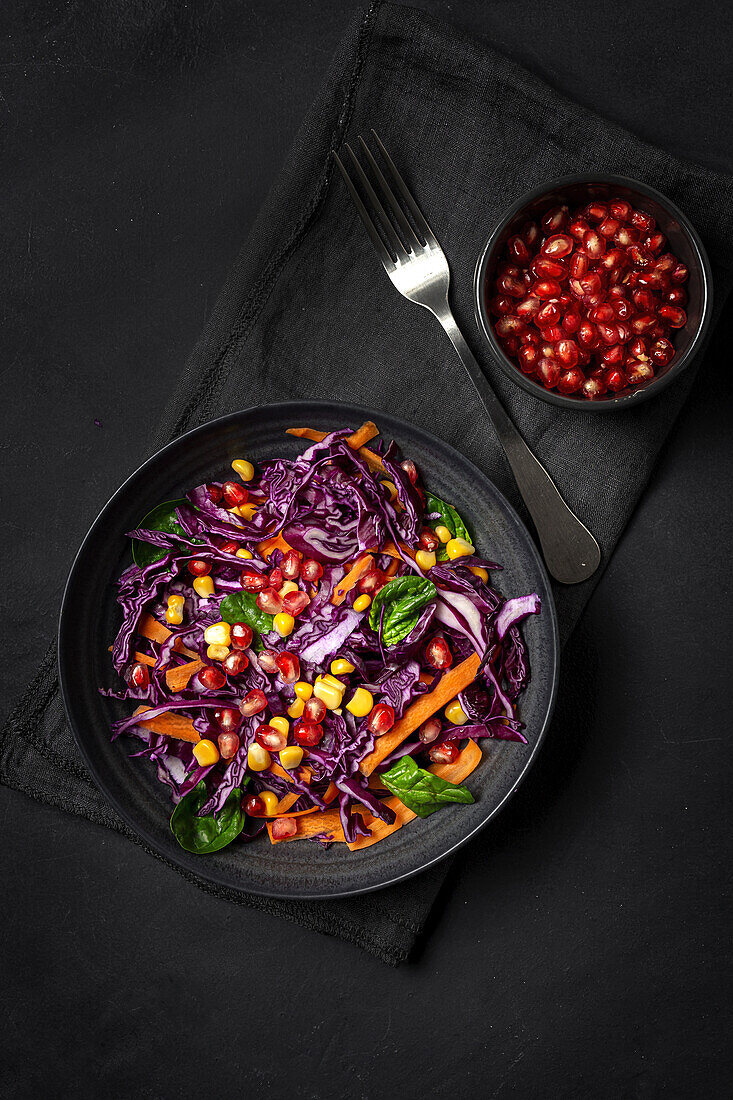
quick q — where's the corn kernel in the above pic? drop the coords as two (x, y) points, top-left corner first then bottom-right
(279, 746), (304, 770)
(346, 687), (374, 717)
(353, 593), (372, 613)
(204, 621), (231, 647)
(193, 575), (215, 598)
(279, 580), (299, 597)
(319, 673), (345, 691)
(331, 658), (355, 676)
(415, 549), (436, 571)
(237, 502), (258, 520)
(165, 594), (185, 625)
(193, 738), (219, 766)
(445, 699), (468, 726)
(288, 697), (305, 719)
(231, 458), (255, 482)
(294, 681), (313, 700)
(435, 525), (453, 544)
(470, 566), (489, 582)
(446, 537), (475, 560)
(236, 548), (253, 559)
(206, 644), (229, 661)
(381, 479), (398, 501)
(269, 715), (289, 737)
(248, 743), (271, 771)
(313, 679), (345, 710)
(273, 612), (295, 637)
(259, 790), (279, 816)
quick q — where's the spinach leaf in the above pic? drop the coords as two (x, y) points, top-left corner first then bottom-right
(170, 780), (245, 854)
(380, 755), (474, 817)
(219, 590), (274, 647)
(132, 499), (188, 567)
(424, 493), (472, 561)
(369, 575), (436, 647)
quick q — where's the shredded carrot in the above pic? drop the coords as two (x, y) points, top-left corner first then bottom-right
(165, 659), (205, 692)
(286, 425), (386, 474)
(331, 553), (374, 605)
(359, 652), (481, 776)
(270, 762), (312, 786)
(267, 807), (346, 844)
(378, 541), (414, 561)
(132, 706), (200, 743)
(128, 650), (155, 667)
(138, 613), (171, 645)
(257, 533), (293, 559)
(383, 556), (400, 579)
(346, 421), (379, 448)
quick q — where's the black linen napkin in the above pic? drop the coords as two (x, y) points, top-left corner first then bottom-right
(2, 1), (733, 966)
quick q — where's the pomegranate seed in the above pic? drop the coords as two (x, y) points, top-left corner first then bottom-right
(206, 484), (223, 505)
(583, 290), (605, 310)
(367, 703), (396, 735)
(293, 721), (323, 747)
(425, 637), (453, 670)
(497, 273), (525, 298)
(241, 570), (267, 592)
(258, 650), (279, 674)
(626, 360), (654, 385)
(428, 742), (460, 765)
(518, 345), (539, 374)
(497, 261), (521, 279)
(240, 689), (268, 716)
(303, 696), (327, 724)
(630, 209), (655, 232)
(650, 338), (675, 366)
(585, 201), (608, 223)
(541, 233), (573, 258)
(636, 269), (666, 291)
(268, 567), (284, 592)
(597, 323), (618, 345)
(501, 336), (520, 356)
(536, 301), (562, 328)
(222, 481), (248, 507)
(579, 271), (602, 296)
(582, 377), (606, 398)
(219, 540), (240, 555)
(599, 248), (627, 274)
(275, 652), (300, 682)
(272, 818), (297, 840)
(606, 369), (628, 392)
(223, 651), (249, 677)
(632, 288), (656, 312)
(540, 342), (557, 360)
(658, 304), (687, 328)
(215, 707), (241, 732)
(601, 344), (624, 367)
(628, 337), (649, 359)
(666, 286), (687, 306)
(616, 322), (631, 344)
(671, 262), (688, 284)
(615, 225), (640, 247)
(631, 313), (657, 335)
(282, 589), (310, 616)
(556, 368), (584, 395)
(598, 217), (620, 239)
(591, 304), (615, 324)
(608, 284), (627, 299)
(538, 357), (560, 388)
(256, 724), (288, 752)
(609, 198), (632, 221)
(231, 622), (254, 650)
(582, 229), (606, 259)
(522, 220), (540, 247)
(419, 528), (441, 552)
(358, 568), (387, 596)
(508, 235), (530, 264)
(569, 217), (589, 241)
(128, 662), (150, 690)
(544, 325), (565, 343)
(280, 550), (302, 580)
(187, 559), (211, 577)
(401, 459), (419, 485)
(300, 559), (323, 584)
(520, 329), (541, 347)
(613, 299), (632, 320)
(556, 339), (580, 367)
(569, 253), (588, 279)
(541, 206), (569, 234)
(628, 244), (654, 268)
(217, 732), (240, 759)
(515, 295), (541, 321)
(256, 588), (283, 614)
(245, 795), (265, 816)
(495, 315), (526, 339)
(533, 279), (562, 300)
(645, 231), (666, 254)
(489, 295), (514, 317)
(418, 718), (442, 745)
(198, 666), (226, 691)
(577, 321), (599, 349)
(561, 308), (581, 334)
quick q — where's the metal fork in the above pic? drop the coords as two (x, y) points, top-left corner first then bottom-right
(333, 131), (601, 585)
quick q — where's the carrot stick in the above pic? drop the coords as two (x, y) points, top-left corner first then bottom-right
(286, 426), (386, 474)
(137, 612), (198, 659)
(359, 652), (481, 776)
(266, 807), (346, 844)
(331, 553), (374, 605)
(347, 740), (482, 850)
(257, 533), (293, 559)
(132, 706), (200, 743)
(165, 659), (205, 692)
(347, 421), (379, 448)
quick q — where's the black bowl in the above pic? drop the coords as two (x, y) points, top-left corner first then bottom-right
(58, 401), (559, 899)
(474, 174), (713, 410)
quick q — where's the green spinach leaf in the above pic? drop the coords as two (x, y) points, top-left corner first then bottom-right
(424, 493), (472, 561)
(369, 575), (436, 647)
(170, 779), (245, 854)
(380, 755), (474, 817)
(219, 590), (274, 647)
(132, 499), (188, 567)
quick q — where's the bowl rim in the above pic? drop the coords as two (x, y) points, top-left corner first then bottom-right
(473, 173), (714, 412)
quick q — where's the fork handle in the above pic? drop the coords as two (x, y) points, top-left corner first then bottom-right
(434, 307), (601, 585)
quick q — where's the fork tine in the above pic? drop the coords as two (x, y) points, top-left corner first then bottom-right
(332, 151), (396, 270)
(357, 136), (423, 251)
(342, 142), (409, 262)
(370, 129), (438, 247)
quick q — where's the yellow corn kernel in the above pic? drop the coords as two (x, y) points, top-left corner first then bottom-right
(236, 548), (253, 559)
(206, 644), (229, 662)
(446, 537), (475, 560)
(288, 697), (305, 719)
(269, 715), (290, 737)
(279, 580), (299, 597)
(435, 525), (453, 544)
(193, 739), (219, 766)
(165, 594), (185, 625)
(445, 699), (468, 726)
(204, 621), (231, 647)
(331, 658), (355, 676)
(353, 593), (372, 613)
(319, 673), (345, 691)
(470, 566), (489, 582)
(313, 679), (345, 710)
(259, 790), (279, 816)
(231, 458), (255, 482)
(279, 746), (304, 771)
(346, 687), (374, 717)
(237, 502), (258, 520)
(381, 479), (398, 501)
(294, 681), (313, 700)
(193, 575), (215, 598)
(415, 549), (436, 571)
(247, 743), (271, 772)
(273, 612), (295, 637)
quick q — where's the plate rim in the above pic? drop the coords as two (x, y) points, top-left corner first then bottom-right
(58, 399), (560, 899)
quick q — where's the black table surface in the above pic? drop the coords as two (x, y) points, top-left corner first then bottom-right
(2, 2), (731, 1097)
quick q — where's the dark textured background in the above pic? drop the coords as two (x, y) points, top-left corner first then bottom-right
(1, 2), (731, 1097)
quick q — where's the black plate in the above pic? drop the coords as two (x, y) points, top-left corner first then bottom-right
(59, 401), (559, 899)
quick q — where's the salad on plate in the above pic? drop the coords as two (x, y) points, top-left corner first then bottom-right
(104, 422), (541, 853)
